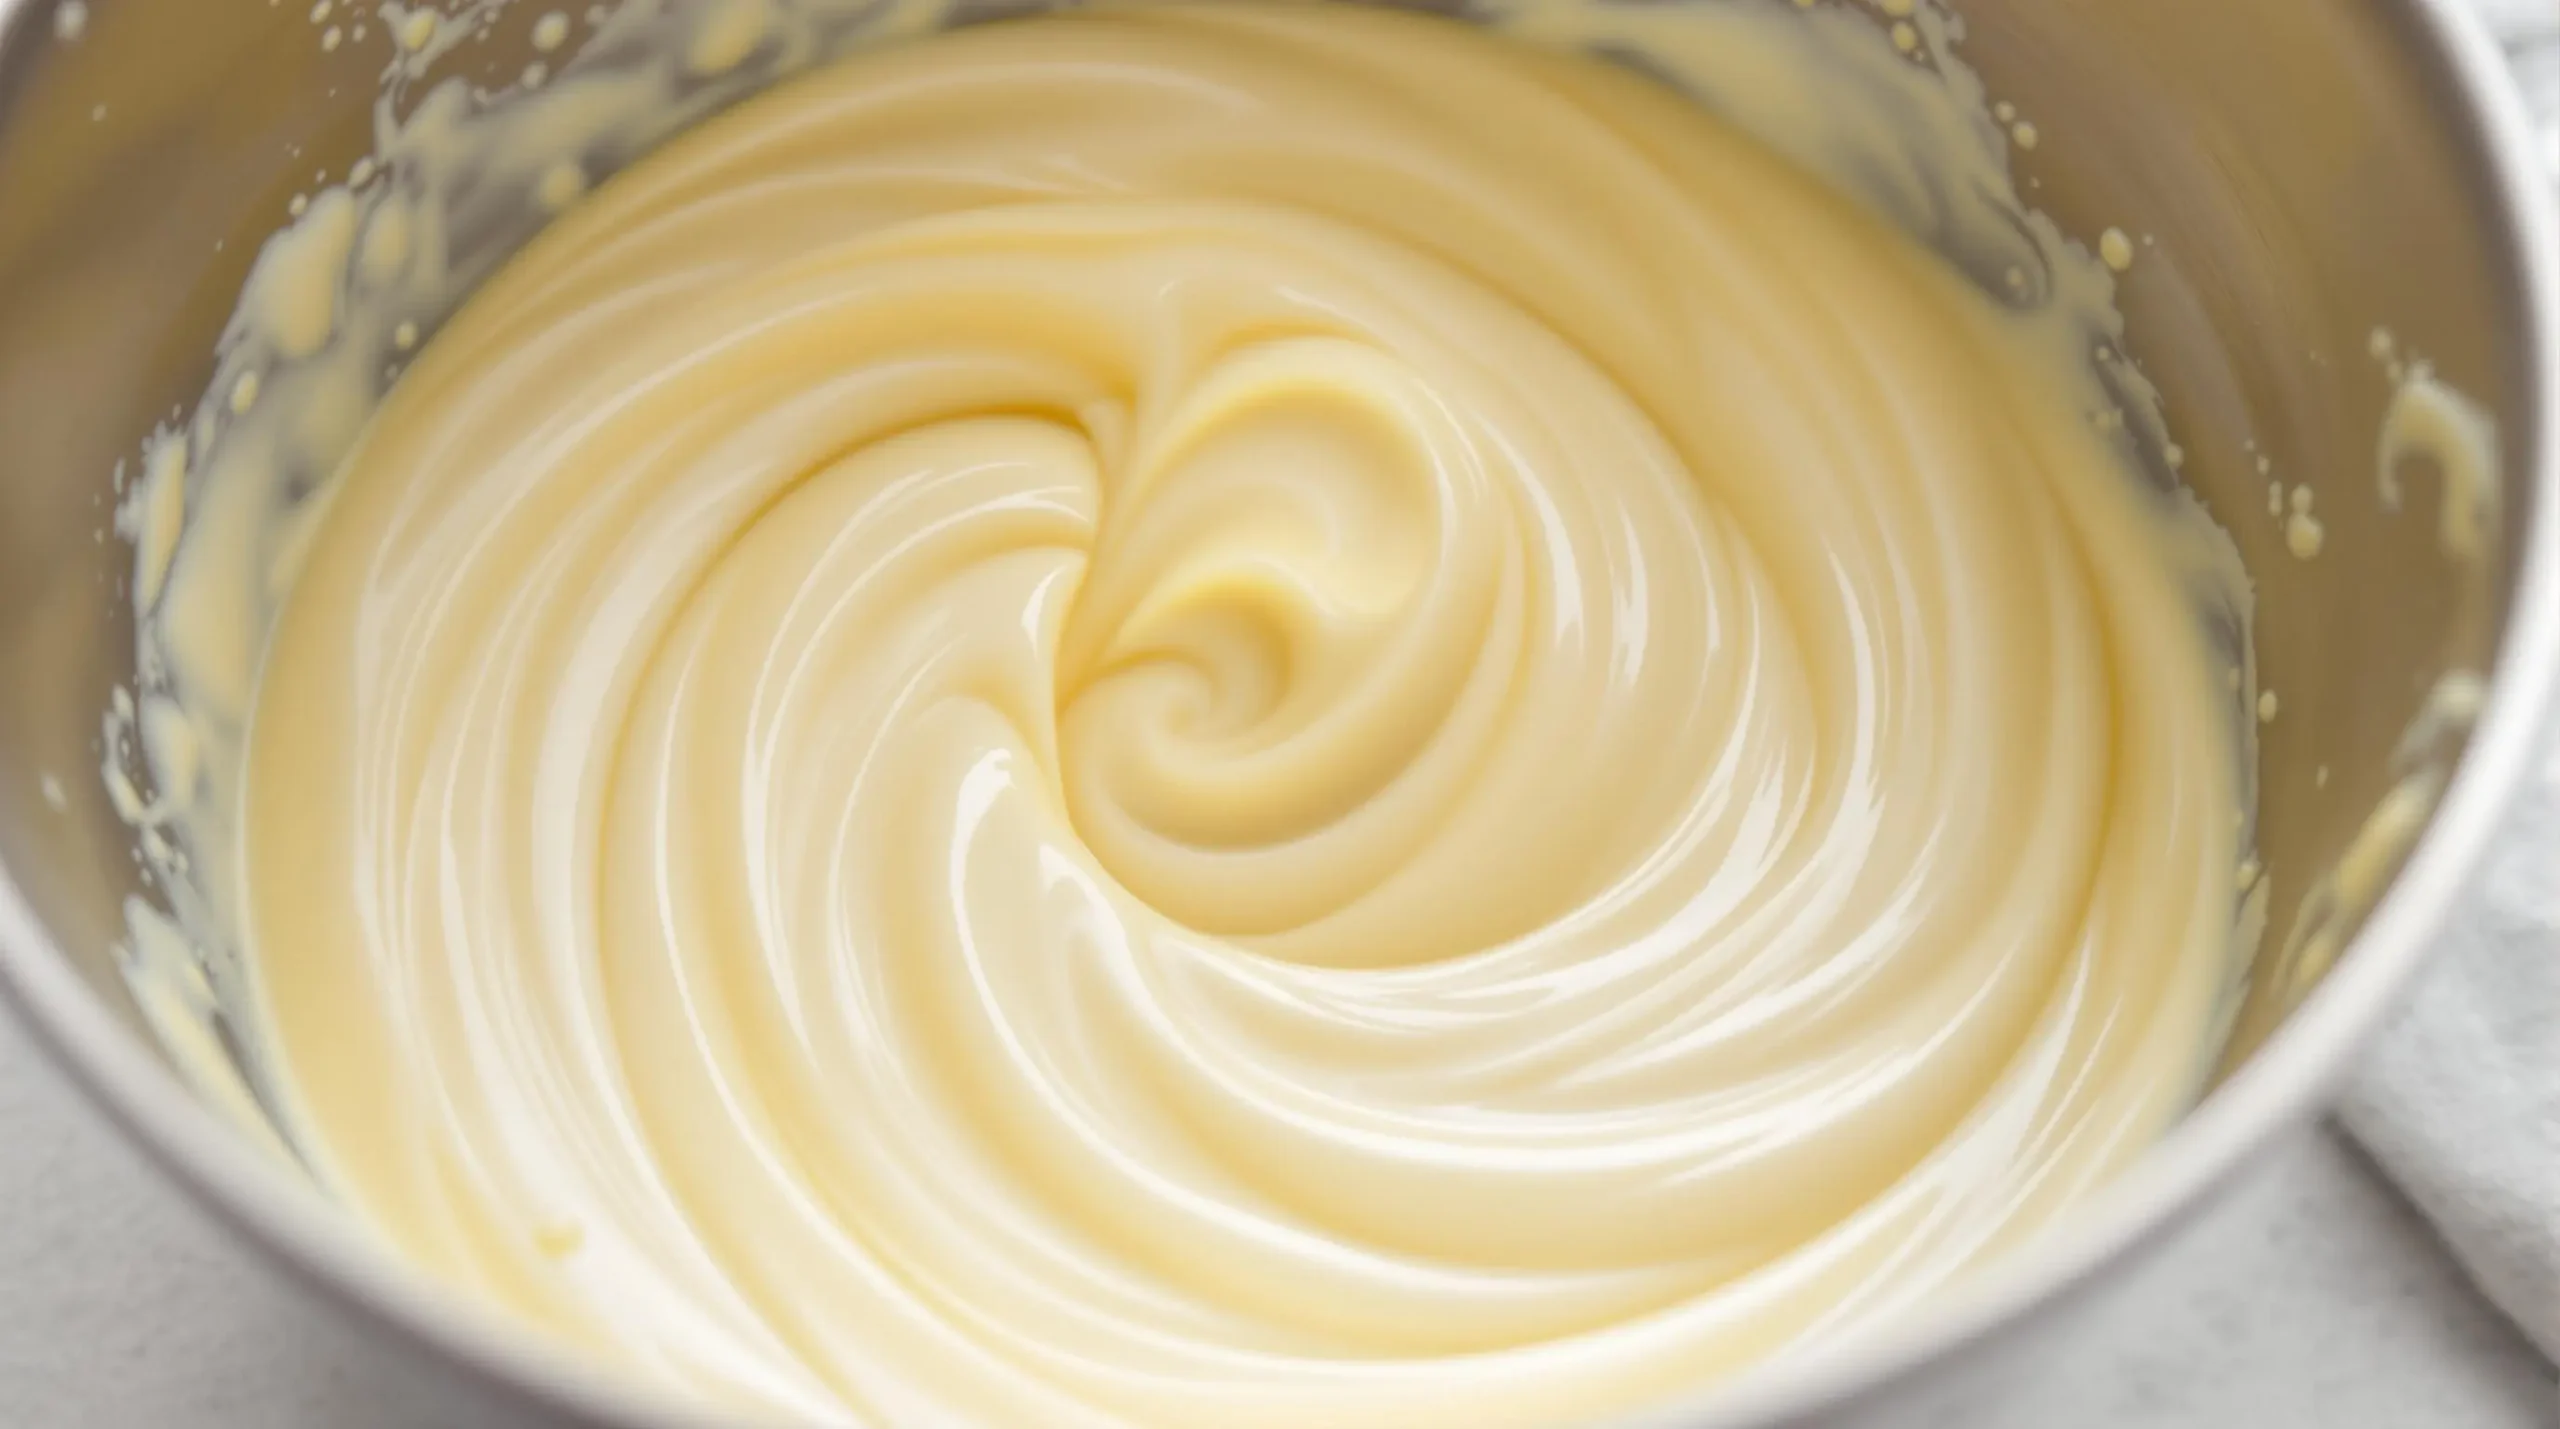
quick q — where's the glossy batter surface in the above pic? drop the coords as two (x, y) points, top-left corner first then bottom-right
(238, 6), (2242, 1423)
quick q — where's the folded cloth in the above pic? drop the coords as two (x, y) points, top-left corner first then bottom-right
(2483, 0), (2560, 161)
(2336, 730), (2560, 1364)
(2473, 0), (2560, 47)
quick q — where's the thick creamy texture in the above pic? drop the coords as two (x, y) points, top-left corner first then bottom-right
(108, 2), (2269, 1424)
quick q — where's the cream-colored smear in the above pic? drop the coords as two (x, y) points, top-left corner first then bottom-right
(133, 3), (2261, 1425)
(2256, 345), (2505, 1005)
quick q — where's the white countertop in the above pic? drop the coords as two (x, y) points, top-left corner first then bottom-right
(4, 1007), (2554, 1427)
(7, 5), (2559, 1428)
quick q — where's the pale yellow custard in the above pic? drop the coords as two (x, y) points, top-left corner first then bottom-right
(150, 3), (2251, 1424)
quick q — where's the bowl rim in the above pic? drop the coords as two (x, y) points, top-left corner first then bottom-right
(1, 0), (2555, 1426)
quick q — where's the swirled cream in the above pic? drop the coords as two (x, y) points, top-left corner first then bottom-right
(116, 1), (2265, 1424)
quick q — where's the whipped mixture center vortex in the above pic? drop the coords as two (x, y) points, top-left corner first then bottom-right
(236, 7), (2244, 1424)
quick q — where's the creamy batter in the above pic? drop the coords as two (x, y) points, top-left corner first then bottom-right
(119, 1), (2267, 1424)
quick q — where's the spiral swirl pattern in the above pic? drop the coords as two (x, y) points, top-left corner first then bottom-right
(242, 7), (2243, 1424)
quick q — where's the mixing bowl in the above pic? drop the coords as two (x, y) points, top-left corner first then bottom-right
(0, 1), (2552, 1425)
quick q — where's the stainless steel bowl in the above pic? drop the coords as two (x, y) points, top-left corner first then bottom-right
(0, 1), (2553, 1426)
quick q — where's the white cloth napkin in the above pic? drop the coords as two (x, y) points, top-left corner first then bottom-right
(2334, 5), (2560, 1370)
(2336, 734), (2560, 1364)
(2473, 0), (2560, 47)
